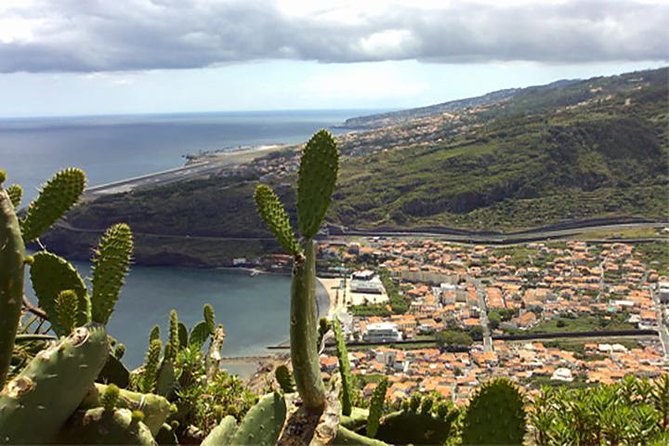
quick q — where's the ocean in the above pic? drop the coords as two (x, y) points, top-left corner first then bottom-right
(0, 109), (371, 202)
(5, 109), (372, 372)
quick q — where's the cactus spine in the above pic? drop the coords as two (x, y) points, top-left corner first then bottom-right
(334, 318), (353, 416)
(0, 178), (25, 389)
(254, 130), (339, 414)
(0, 324), (109, 444)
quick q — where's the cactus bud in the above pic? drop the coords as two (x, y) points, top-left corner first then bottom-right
(6, 184), (23, 209)
(101, 384), (120, 412)
(55, 289), (78, 335)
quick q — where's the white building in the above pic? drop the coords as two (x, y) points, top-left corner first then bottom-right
(350, 270), (385, 294)
(659, 282), (669, 304)
(364, 323), (402, 343)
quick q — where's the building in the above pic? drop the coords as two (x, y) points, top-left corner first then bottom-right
(350, 270), (385, 294)
(659, 282), (669, 304)
(364, 323), (402, 343)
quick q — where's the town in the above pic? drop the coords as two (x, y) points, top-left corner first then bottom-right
(309, 237), (669, 405)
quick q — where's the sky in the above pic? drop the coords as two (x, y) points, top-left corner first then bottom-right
(0, 0), (667, 117)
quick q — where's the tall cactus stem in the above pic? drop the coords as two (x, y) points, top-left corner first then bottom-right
(290, 239), (326, 412)
(0, 186), (25, 389)
(334, 318), (353, 416)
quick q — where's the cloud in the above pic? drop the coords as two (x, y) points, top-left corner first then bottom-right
(0, 0), (666, 73)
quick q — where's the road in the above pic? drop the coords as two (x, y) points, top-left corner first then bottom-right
(650, 282), (669, 359)
(472, 278), (494, 353)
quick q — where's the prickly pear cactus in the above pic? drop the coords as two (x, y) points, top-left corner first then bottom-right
(91, 223), (133, 325)
(20, 167), (86, 243)
(55, 289), (79, 334)
(461, 378), (526, 445)
(5, 184), (22, 209)
(142, 338), (162, 393)
(255, 130), (339, 415)
(201, 415), (237, 446)
(297, 130), (339, 238)
(55, 407), (156, 445)
(80, 383), (172, 436)
(189, 321), (210, 350)
(0, 177), (25, 389)
(275, 365), (296, 393)
(229, 391), (287, 446)
(333, 318), (353, 416)
(254, 184), (299, 256)
(30, 251), (90, 335)
(366, 378), (388, 438)
(204, 304), (216, 334)
(0, 324), (109, 444)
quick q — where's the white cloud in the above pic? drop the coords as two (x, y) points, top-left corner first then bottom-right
(0, 0), (666, 73)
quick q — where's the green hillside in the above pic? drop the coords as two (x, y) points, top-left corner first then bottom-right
(43, 68), (668, 265)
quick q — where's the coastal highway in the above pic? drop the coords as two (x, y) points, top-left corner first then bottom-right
(53, 219), (667, 246)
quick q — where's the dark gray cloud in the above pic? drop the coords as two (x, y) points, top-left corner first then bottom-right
(0, 0), (667, 73)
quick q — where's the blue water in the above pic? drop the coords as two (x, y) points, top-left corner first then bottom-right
(0, 109), (372, 202)
(8, 109), (359, 372)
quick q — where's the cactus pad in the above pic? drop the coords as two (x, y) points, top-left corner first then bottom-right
(142, 338), (162, 393)
(275, 365), (296, 393)
(0, 324), (109, 444)
(91, 223), (133, 325)
(254, 184), (299, 255)
(297, 130), (339, 238)
(461, 378), (526, 445)
(55, 289), (78, 334)
(30, 251), (90, 336)
(203, 304), (216, 334)
(55, 407), (156, 445)
(81, 383), (171, 436)
(6, 184), (22, 209)
(367, 378), (388, 438)
(230, 391), (287, 446)
(189, 321), (210, 350)
(20, 167), (86, 243)
(202, 415), (237, 446)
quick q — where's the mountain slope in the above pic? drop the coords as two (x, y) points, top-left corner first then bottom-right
(42, 67), (669, 266)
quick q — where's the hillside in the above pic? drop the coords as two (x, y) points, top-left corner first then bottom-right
(42, 68), (669, 266)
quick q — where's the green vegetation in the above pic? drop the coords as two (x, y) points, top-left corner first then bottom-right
(435, 329), (474, 347)
(528, 375), (669, 445)
(635, 241), (669, 275)
(512, 313), (636, 335)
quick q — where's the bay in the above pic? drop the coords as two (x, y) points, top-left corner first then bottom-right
(8, 109), (353, 374)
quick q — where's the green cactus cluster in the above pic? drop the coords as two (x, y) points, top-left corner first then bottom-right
(461, 377), (527, 445)
(0, 169), (163, 444)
